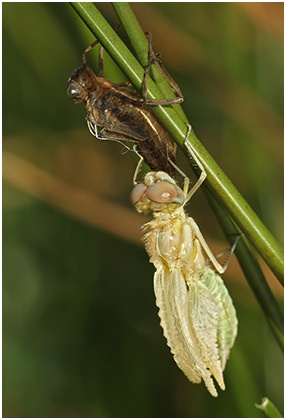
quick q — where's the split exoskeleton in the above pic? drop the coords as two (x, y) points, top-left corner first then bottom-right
(67, 32), (183, 177)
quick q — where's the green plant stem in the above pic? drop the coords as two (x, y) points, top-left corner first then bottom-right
(112, 2), (187, 123)
(255, 397), (283, 417)
(70, 2), (283, 285)
(205, 188), (283, 350)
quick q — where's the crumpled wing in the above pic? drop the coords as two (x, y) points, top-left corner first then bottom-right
(187, 278), (225, 393)
(154, 267), (202, 385)
(154, 266), (223, 397)
(91, 101), (150, 142)
(201, 266), (238, 370)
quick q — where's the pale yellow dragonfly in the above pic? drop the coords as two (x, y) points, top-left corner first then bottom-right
(131, 131), (238, 397)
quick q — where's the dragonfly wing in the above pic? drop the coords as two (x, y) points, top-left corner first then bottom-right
(154, 266), (221, 397)
(91, 102), (150, 142)
(202, 267), (238, 370)
(173, 271), (221, 397)
(188, 276), (225, 392)
(154, 267), (202, 384)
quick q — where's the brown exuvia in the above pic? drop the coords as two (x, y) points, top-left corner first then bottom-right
(67, 33), (184, 177)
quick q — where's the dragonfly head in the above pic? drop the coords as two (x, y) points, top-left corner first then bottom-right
(67, 64), (98, 103)
(131, 171), (185, 213)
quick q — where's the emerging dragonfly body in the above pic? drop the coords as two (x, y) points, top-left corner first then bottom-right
(131, 169), (238, 397)
(67, 35), (183, 177)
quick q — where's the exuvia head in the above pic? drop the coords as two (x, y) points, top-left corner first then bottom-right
(67, 38), (101, 103)
(131, 171), (185, 213)
(67, 63), (97, 103)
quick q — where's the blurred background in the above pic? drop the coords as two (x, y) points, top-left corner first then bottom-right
(3, 2), (283, 417)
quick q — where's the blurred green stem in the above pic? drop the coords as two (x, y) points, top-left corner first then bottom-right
(70, 2), (283, 286)
(255, 397), (283, 417)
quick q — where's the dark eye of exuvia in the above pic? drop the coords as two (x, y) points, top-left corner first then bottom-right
(67, 81), (84, 100)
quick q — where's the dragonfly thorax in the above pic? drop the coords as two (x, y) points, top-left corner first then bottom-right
(143, 213), (206, 278)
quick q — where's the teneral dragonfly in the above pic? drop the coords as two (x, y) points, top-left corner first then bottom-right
(131, 137), (238, 397)
(67, 33), (183, 177)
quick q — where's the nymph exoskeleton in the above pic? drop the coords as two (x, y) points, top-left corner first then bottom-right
(131, 133), (238, 397)
(67, 32), (183, 177)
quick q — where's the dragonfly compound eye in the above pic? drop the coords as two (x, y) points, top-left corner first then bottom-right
(67, 81), (85, 102)
(130, 183), (148, 205)
(147, 182), (177, 203)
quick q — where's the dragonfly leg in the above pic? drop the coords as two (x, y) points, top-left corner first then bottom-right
(169, 129), (206, 200)
(87, 120), (105, 139)
(113, 81), (134, 89)
(86, 120), (134, 152)
(207, 234), (243, 263)
(82, 39), (100, 65)
(82, 23), (122, 68)
(183, 124), (207, 203)
(128, 31), (184, 106)
(143, 32), (184, 101)
(98, 45), (104, 77)
(190, 219), (241, 274)
(142, 35), (157, 102)
(133, 148), (144, 185)
(167, 124), (206, 202)
(112, 83), (139, 98)
(167, 156), (190, 194)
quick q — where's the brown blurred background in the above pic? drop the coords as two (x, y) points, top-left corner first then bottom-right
(3, 3), (283, 417)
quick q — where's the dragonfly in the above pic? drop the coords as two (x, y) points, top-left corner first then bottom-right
(67, 33), (183, 177)
(131, 129), (238, 397)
